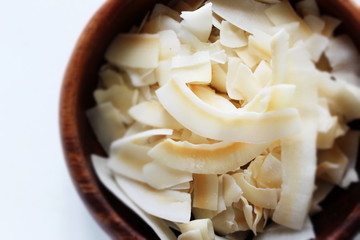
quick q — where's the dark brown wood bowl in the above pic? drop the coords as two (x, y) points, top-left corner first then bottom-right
(60, 0), (360, 239)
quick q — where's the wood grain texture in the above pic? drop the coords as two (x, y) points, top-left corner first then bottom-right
(60, 0), (360, 239)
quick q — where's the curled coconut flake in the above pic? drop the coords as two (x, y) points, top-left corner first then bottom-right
(149, 138), (270, 174)
(179, 219), (216, 240)
(156, 77), (302, 144)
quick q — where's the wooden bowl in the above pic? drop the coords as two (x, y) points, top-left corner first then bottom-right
(60, 0), (360, 239)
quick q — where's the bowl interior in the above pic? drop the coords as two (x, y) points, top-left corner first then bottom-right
(60, 0), (360, 239)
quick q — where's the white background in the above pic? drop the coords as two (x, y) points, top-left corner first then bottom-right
(0, 0), (359, 240)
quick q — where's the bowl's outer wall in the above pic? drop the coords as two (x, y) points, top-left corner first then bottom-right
(60, 0), (360, 239)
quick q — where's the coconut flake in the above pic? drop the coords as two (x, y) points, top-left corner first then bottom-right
(105, 33), (160, 69)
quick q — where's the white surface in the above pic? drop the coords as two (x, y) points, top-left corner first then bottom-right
(0, 0), (109, 240)
(0, 1), (360, 240)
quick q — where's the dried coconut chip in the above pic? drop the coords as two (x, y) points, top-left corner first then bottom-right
(179, 219), (216, 240)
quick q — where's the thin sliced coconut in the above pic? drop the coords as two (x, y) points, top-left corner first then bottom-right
(265, 1), (312, 39)
(211, 63), (228, 93)
(316, 99), (339, 149)
(212, 207), (240, 235)
(272, 46), (318, 230)
(226, 57), (261, 101)
(255, 0), (280, 3)
(235, 47), (262, 68)
(243, 84), (296, 113)
(129, 100), (183, 129)
(321, 15), (341, 37)
(108, 129), (173, 182)
(222, 174), (243, 207)
(170, 181), (191, 190)
(232, 172), (280, 209)
(143, 14), (182, 34)
(124, 67), (157, 87)
(254, 60), (272, 87)
(303, 14), (325, 33)
(171, 51), (212, 84)
(317, 144), (348, 185)
(304, 33), (329, 62)
(158, 30), (181, 60)
(248, 31), (272, 61)
(179, 219), (216, 240)
(310, 180), (335, 214)
(179, 219), (215, 240)
(91, 155), (177, 240)
(296, 0), (319, 16)
(155, 60), (172, 86)
(220, 21), (247, 48)
(210, 0), (274, 35)
(86, 102), (126, 153)
(115, 175), (191, 223)
(149, 138), (270, 174)
(180, 3), (213, 42)
(150, 3), (182, 22)
(143, 161), (193, 190)
(271, 29), (289, 85)
(99, 67), (125, 88)
(156, 77), (301, 143)
(190, 85), (237, 111)
(178, 229), (203, 240)
(337, 131), (360, 188)
(193, 174), (219, 210)
(254, 217), (315, 240)
(105, 33), (160, 69)
(94, 84), (138, 124)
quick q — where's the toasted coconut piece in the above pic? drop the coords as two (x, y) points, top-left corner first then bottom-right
(156, 77), (301, 143)
(220, 21), (247, 48)
(211, 63), (227, 92)
(222, 174), (243, 207)
(254, 217), (315, 240)
(226, 57), (261, 101)
(180, 3), (213, 42)
(232, 172), (280, 209)
(243, 84), (296, 113)
(212, 207), (240, 235)
(321, 15), (341, 37)
(99, 67), (125, 88)
(150, 3), (182, 22)
(178, 229), (203, 240)
(254, 60), (272, 87)
(115, 175), (191, 223)
(86, 103), (126, 153)
(304, 33), (329, 62)
(171, 51), (212, 84)
(155, 60), (172, 86)
(143, 161), (193, 190)
(303, 14), (325, 33)
(296, 0), (319, 16)
(108, 129), (173, 182)
(105, 33), (160, 69)
(159, 30), (181, 60)
(94, 84), (138, 124)
(235, 47), (262, 68)
(149, 139), (270, 174)
(190, 85), (236, 111)
(248, 31), (272, 61)
(123, 67), (157, 87)
(317, 144), (348, 185)
(193, 174), (219, 210)
(143, 15), (182, 34)
(272, 45), (318, 230)
(92, 156), (177, 240)
(129, 100), (183, 129)
(271, 30), (289, 85)
(265, 1), (312, 39)
(179, 219), (216, 240)
(210, 0), (274, 35)
(337, 131), (360, 188)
